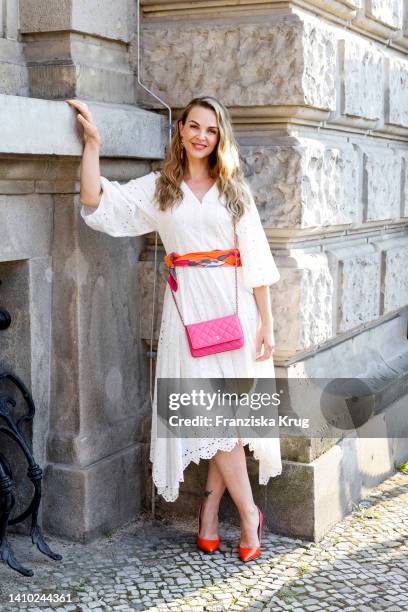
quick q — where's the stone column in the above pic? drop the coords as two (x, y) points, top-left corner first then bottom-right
(137, 0), (408, 540)
(19, 0), (136, 103)
(0, 0), (166, 542)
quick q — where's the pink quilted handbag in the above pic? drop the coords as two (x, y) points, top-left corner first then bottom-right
(169, 219), (245, 358)
(185, 314), (244, 357)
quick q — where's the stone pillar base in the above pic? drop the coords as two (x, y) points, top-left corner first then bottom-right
(42, 443), (145, 543)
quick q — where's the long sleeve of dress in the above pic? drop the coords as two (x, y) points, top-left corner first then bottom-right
(236, 189), (280, 295)
(80, 171), (159, 237)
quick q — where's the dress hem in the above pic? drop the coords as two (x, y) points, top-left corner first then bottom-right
(150, 437), (282, 503)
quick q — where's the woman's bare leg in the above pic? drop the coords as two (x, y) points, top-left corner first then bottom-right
(212, 441), (260, 547)
(199, 457), (226, 539)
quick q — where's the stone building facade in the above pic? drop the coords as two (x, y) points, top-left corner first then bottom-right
(1, 0), (407, 542)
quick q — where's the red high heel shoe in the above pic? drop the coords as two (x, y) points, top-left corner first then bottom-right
(196, 500), (220, 553)
(238, 505), (263, 562)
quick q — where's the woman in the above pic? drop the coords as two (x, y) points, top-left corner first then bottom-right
(66, 95), (281, 562)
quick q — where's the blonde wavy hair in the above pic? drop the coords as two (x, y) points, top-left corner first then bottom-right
(153, 96), (252, 223)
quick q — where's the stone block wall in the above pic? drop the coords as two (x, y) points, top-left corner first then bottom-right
(138, 0), (408, 361)
(138, 0), (408, 539)
(0, 0), (29, 95)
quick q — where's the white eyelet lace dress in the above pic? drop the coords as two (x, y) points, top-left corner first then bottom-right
(80, 170), (282, 502)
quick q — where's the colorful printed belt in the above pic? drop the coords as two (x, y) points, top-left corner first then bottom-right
(164, 248), (242, 292)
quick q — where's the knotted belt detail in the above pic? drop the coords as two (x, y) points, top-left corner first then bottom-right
(164, 248), (242, 292)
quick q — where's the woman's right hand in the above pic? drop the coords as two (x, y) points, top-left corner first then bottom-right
(65, 99), (101, 146)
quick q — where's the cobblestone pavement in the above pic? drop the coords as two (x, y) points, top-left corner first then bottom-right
(1, 471), (407, 612)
